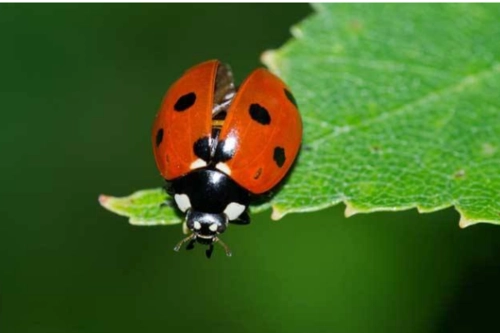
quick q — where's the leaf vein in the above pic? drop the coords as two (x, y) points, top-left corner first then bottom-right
(310, 62), (500, 148)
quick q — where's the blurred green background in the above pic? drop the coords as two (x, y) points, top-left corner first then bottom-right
(1, 4), (499, 333)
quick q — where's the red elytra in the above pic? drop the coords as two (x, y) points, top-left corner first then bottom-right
(152, 60), (217, 181)
(152, 59), (302, 194)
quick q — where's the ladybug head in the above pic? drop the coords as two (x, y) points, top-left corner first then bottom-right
(186, 210), (228, 239)
(173, 210), (232, 258)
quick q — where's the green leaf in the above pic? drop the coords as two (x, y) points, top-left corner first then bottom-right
(261, 3), (500, 227)
(98, 189), (270, 226)
(100, 4), (500, 228)
(99, 190), (181, 226)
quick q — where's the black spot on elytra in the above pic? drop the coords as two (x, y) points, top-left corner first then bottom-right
(174, 92), (196, 111)
(193, 136), (211, 162)
(273, 147), (286, 168)
(284, 89), (298, 107)
(214, 139), (236, 162)
(156, 128), (164, 147)
(249, 104), (271, 125)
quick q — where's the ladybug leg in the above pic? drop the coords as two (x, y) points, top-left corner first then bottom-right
(214, 237), (232, 257)
(173, 234), (195, 252)
(205, 244), (214, 258)
(230, 211), (251, 225)
(186, 239), (196, 251)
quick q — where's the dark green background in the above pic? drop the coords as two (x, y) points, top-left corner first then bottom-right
(1, 4), (499, 333)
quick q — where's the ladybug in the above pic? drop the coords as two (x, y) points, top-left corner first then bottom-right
(152, 60), (302, 257)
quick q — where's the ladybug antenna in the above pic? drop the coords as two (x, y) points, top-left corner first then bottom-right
(173, 233), (196, 252)
(214, 237), (232, 257)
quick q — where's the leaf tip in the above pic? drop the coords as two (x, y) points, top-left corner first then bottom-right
(261, 50), (280, 74)
(344, 202), (359, 218)
(98, 193), (123, 216)
(270, 205), (285, 221)
(290, 25), (304, 39)
(459, 214), (477, 229)
(98, 194), (110, 207)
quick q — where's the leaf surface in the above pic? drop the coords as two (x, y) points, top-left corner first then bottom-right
(262, 3), (500, 227)
(100, 4), (500, 227)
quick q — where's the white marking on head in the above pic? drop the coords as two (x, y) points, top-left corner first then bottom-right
(215, 162), (231, 175)
(174, 194), (191, 213)
(190, 158), (207, 170)
(193, 221), (202, 230)
(209, 223), (218, 232)
(224, 202), (246, 221)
